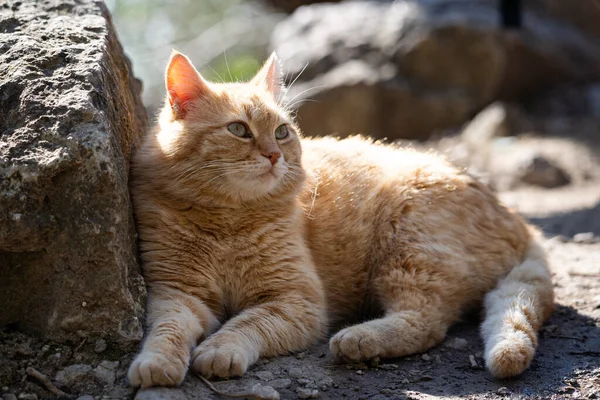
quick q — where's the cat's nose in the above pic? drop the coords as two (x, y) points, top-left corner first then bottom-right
(262, 151), (281, 166)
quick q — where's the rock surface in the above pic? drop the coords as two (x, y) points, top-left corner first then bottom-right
(0, 0), (146, 348)
(271, 0), (600, 140)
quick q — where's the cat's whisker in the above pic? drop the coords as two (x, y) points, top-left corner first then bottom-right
(286, 98), (320, 110)
(284, 85), (329, 111)
(286, 62), (309, 95)
(223, 51), (234, 82)
(206, 64), (225, 84)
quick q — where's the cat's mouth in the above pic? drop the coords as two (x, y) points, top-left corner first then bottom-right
(257, 168), (278, 181)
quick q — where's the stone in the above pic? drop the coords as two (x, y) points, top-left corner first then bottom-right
(93, 360), (119, 386)
(444, 337), (468, 350)
(297, 379), (316, 388)
(17, 395), (37, 400)
(76, 396), (94, 400)
(0, 0), (146, 349)
(296, 388), (319, 399)
(135, 388), (187, 400)
(255, 370), (276, 381)
(289, 367), (304, 379)
(271, 1), (600, 140)
(519, 156), (571, 188)
(421, 354), (432, 362)
(3, 395), (17, 400)
(55, 364), (93, 388)
(269, 378), (292, 389)
(497, 387), (512, 396)
(317, 376), (334, 390)
(94, 339), (107, 354)
(573, 232), (599, 245)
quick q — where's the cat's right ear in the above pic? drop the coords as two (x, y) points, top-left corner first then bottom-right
(166, 51), (209, 119)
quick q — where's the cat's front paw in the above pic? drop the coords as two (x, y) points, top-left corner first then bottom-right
(191, 341), (251, 379)
(128, 350), (187, 388)
(330, 325), (381, 362)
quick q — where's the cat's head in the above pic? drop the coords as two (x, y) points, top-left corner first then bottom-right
(152, 51), (304, 204)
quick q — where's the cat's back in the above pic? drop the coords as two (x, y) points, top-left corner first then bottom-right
(298, 136), (469, 225)
(299, 136), (530, 321)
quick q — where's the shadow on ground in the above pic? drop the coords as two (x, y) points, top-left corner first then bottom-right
(530, 201), (600, 238)
(138, 303), (600, 400)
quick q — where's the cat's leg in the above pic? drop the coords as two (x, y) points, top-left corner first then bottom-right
(330, 261), (460, 362)
(128, 286), (219, 388)
(191, 294), (326, 378)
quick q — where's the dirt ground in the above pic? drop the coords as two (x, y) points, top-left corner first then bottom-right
(1, 134), (599, 400)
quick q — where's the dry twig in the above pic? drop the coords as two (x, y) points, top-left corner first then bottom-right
(26, 367), (69, 398)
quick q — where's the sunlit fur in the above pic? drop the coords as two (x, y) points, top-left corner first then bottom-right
(128, 53), (554, 388)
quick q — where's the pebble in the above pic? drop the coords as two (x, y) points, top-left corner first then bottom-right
(573, 232), (599, 244)
(93, 360), (119, 386)
(134, 388), (187, 400)
(296, 388), (319, 399)
(295, 352), (306, 360)
(1, 388), (8, 392)
(55, 364), (92, 388)
(444, 337), (468, 350)
(3, 395), (17, 400)
(297, 379), (316, 388)
(76, 396), (94, 400)
(289, 367), (304, 379)
(17, 394), (37, 400)
(318, 376), (333, 390)
(254, 371), (275, 381)
(469, 354), (478, 368)
(356, 370), (364, 375)
(421, 354), (432, 361)
(497, 387), (512, 396)
(268, 379), (292, 389)
(94, 339), (107, 353)
(378, 364), (398, 371)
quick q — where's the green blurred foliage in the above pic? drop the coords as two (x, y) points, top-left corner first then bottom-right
(106, 0), (280, 111)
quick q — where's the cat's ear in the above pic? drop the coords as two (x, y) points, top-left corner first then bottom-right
(166, 50), (209, 118)
(251, 52), (284, 100)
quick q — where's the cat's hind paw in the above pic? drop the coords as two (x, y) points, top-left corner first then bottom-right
(191, 342), (250, 378)
(330, 325), (381, 362)
(128, 351), (187, 388)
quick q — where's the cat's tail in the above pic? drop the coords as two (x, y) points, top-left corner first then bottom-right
(480, 232), (554, 378)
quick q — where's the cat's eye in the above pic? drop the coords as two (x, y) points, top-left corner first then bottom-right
(274, 124), (289, 140)
(227, 122), (251, 138)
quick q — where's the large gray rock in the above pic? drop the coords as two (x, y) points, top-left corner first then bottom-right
(0, 0), (146, 349)
(272, 0), (600, 140)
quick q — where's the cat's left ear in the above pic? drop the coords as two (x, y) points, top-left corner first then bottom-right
(251, 52), (284, 100)
(166, 51), (210, 119)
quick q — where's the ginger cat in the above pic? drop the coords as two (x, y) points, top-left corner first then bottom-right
(128, 51), (554, 388)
